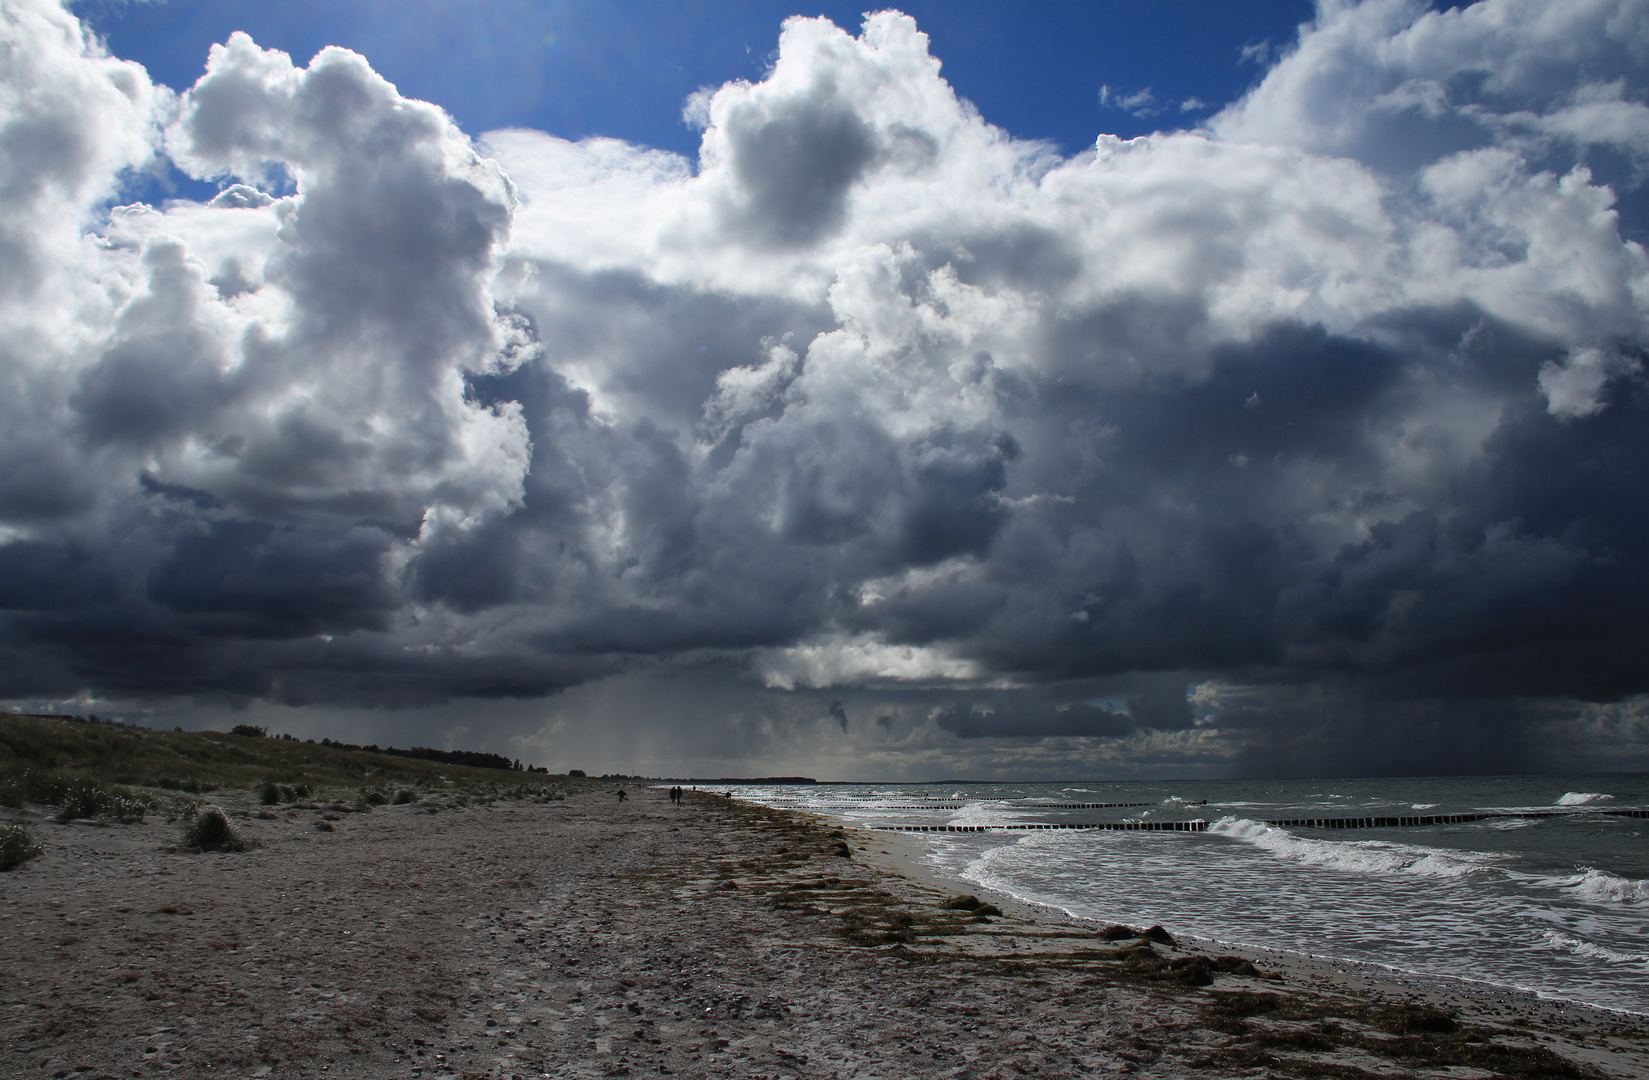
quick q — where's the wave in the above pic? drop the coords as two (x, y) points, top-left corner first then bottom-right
(1208, 816), (1503, 879)
(1536, 930), (1649, 965)
(1556, 792), (1614, 806)
(1554, 868), (1649, 904)
(1483, 817), (1540, 831)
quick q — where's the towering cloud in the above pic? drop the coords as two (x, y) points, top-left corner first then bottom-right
(1, 0), (1646, 775)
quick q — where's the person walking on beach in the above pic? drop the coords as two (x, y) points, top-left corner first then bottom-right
(669, 786), (681, 805)
(616, 788), (627, 803)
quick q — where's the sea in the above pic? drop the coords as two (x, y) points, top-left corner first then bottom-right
(729, 775), (1649, 1016)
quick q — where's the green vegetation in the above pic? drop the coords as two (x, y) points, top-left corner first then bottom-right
(0, 711), (594, 816)
(179, 806), (247, 852)
(54, 776), (151, 821)
(0, 769), (153, 821)
(0, 822), (42, 870)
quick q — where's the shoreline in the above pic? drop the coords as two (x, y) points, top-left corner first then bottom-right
(834, 813), (1649, 1074)
(4, 790), (1646, 1079)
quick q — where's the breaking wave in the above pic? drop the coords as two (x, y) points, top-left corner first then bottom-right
(1556, 792), (1614, 806)
(1537, 931), (1649, 966)
(1553, 868), (1649, 905)
(1207, 816), (1502, 879)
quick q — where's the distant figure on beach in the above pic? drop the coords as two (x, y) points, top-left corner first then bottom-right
(616, 788), (627, 803)
(669, 786), (682, 805)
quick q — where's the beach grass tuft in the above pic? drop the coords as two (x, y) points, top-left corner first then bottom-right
(181, 805), (249, 852)
(0, 822), (42, 870)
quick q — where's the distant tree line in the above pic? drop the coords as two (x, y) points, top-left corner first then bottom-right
(590, 773), (817, 783)
(312, 738), (545, 772)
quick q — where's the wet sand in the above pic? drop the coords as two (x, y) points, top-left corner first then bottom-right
(1, 789), (1644, 1079)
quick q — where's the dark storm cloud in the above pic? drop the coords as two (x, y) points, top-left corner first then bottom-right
(1222, 690), (1560, 779)
(146, 521), (396, 637)
(935, 701), (1136, 740)
(930, 673), (1195, 740)
(0, 542), (118, 611)
(3, 0), (1649, 775)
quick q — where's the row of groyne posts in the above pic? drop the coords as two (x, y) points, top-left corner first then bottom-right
(871, 807), (1649, 834)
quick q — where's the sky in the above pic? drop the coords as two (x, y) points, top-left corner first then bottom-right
(2, 0), (1648, 780)
(75, 0), (1318, 159)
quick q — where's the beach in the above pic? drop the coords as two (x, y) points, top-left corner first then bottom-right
(2, 789), (1645, 1079)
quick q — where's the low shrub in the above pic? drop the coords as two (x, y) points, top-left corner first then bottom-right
(180, 806), (248, 852)
(1, 768), (151, 820)
(258, 780), (281, 805)
(229, 724), (266, 738)
(0, 823), (42, 870)
(56, 778), (149, 822)
(362, 790), (388, 806)
(0, 768), (62, 808)
(391, 788), (418, 804)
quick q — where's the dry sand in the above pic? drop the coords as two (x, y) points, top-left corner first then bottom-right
(2, 789), (1645, 1080)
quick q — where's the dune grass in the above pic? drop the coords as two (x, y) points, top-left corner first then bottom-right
(0, 711), (596, 815)
(179, 806), (248, 852)
(0, 822), (41, 870)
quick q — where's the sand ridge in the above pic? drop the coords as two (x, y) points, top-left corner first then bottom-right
(1, 789), (1645, 1079)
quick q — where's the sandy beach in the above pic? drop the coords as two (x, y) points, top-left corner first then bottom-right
(2, 789), (1645, 1080)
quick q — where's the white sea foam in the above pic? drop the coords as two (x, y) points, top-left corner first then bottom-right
(948, 803), (1020, 827)
(1554, 868), (1649, 904)
(1208, 816), (1501, 879)
(1556, 792), (1614, 805)
(1411, 803), (1439, 810)
(1484, 817), (1540, 831)
(1537, 931), (1649, 965)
